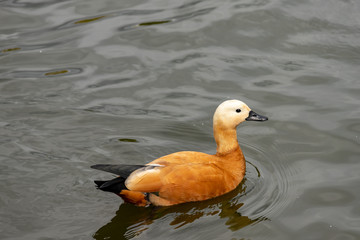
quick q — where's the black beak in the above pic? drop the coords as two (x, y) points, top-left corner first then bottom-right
(246, 110), (268, 121)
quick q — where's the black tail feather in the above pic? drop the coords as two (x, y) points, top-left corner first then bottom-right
(94, 180), (108, 188)
(92, 164), (147, 194)
(94, 177), (127, 194)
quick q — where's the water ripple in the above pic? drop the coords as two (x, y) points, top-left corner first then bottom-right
(239, 138), (293, 219)
(55, 9), (163, 30)
(118, 7), (215, 31)
(6, 67), (83, 78)
(0, 0), (69, 8)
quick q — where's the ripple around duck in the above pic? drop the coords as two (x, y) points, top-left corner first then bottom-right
(93, 137), (293, 239)
(239, 139), (293, 220)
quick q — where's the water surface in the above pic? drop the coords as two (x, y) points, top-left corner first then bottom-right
(1, 0), (360, 239)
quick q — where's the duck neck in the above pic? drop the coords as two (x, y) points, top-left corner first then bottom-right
(213, 122), (240, 155)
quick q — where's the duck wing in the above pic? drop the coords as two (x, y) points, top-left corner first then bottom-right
(91, 164), (145, 178)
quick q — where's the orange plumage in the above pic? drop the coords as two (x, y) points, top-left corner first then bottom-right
(92, 100), (268, 206)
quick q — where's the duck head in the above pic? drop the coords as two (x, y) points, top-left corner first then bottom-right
(213, 99), (268, 129)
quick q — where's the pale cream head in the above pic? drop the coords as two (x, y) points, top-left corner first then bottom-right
(213, 100), (252, 129)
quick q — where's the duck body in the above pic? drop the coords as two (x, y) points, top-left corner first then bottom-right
(92, 100), (268, 206)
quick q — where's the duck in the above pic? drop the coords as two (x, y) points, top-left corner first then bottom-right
(91, 99), (268, 206)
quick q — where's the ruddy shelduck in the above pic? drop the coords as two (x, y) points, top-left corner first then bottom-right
(91, 100), (268, 206)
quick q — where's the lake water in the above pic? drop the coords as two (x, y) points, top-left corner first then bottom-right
(1, 0), (359, 239)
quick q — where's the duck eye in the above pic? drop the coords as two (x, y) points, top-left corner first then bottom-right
(236, 109), (241, 113)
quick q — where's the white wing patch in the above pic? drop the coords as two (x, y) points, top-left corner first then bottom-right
(124, 164), (164, 190)
(146, 164), (164, 168)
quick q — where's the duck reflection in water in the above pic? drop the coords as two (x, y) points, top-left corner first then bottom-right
(93, 181), (266, 240)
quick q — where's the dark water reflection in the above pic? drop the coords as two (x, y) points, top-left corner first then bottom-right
(94, 184), (264, 240)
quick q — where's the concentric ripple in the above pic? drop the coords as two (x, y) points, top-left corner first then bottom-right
(93, 134), (294, 239)
(238, 139), (293, 220)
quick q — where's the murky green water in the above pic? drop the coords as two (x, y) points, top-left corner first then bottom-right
(1, 0), (359, 239)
